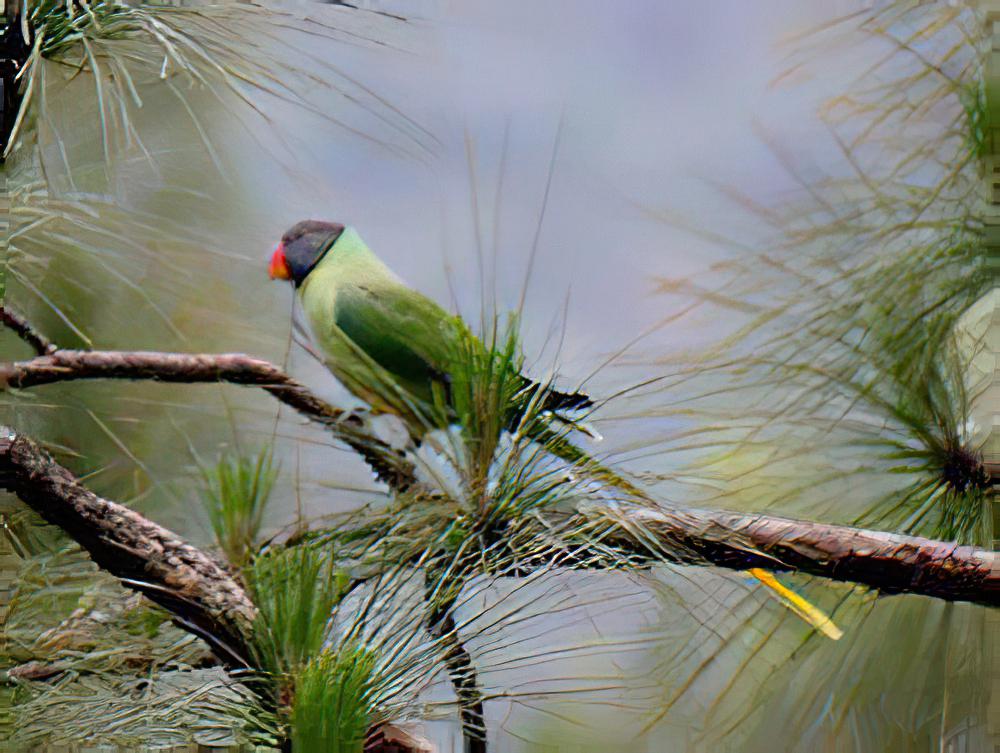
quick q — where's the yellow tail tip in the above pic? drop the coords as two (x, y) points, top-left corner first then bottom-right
(747, 568), (843, 641)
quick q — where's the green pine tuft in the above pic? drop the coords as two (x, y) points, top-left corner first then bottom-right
(244, 544), (349, 686)
(201, 447), (277, 569)
(291, 646), (379, 753)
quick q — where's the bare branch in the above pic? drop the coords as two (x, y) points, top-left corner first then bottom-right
(0, 305), (57, 356)
(0, 349), (418, 490)
(425, 577), (486, 753)
(2, 316), (996, 617)
(0, 426), (437, 753)
(0, 426), (256, 667)
(586, 502), (1000, 607)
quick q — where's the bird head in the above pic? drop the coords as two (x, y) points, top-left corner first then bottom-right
(269, 220), (346, 286)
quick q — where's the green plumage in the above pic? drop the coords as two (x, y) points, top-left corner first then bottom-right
(298, 227), (472, 430)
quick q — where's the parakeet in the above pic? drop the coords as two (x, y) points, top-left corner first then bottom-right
(268, 220), (593, 438)
(268, 220), (842, 641)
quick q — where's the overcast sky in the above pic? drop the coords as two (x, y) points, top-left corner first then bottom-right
(234, 0), (856, 387)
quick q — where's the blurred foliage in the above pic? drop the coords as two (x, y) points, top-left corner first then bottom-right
(648, 0), (992, 543)
(635, 2), (998, 751)
(10, 0), (432, 165)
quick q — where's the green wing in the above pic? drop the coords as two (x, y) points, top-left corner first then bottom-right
(333, 282), (463, 404)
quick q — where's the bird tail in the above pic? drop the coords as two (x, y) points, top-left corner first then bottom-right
(516, 374), (592, 411)
(541, 387), (593, 412)
(542, 385), (600, 441)
(513, 380), (595, 437)
(747, 568), (843, 640)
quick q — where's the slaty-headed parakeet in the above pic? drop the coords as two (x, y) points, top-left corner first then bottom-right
(268, 220), (592, 438)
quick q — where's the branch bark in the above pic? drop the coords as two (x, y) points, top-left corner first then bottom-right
(10, 412), (994, 648)
(0, 348), (417, 490)
(4, 322), (999, 753)
(585, 502), (1000, 606)
(0, 426), (441, 752)
(0, 427), (256, 668)
(3, 419), (1000, 753)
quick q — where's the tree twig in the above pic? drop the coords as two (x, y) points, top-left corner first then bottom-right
(424, 570), (486, 753)
(0, 305), (56, 356)
(0, 348), (418, 490)
(427, 610), (486, 753)
(4, 417), (1000, 753)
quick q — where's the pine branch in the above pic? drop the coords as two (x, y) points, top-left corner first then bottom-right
(0, 426), (257, 668)
(581, 502), (1000, 606)
(428, 611), (486, 753)
(3, 348), (999, 605)
(2, 419), (999, 753)
(0, 432), (437, 753)
(424, 573), (486, 753)
(0, 424), (442, 752)
(0, 348), (417, 490)
(4, 314), (998, 753)
(0, 314), (467, 747)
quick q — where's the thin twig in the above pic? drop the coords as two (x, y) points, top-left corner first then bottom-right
(0, 305), (57, 355)
(424, 571), (486, 753)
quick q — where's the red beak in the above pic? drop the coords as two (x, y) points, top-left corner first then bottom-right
(269, 243), (291, 280)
